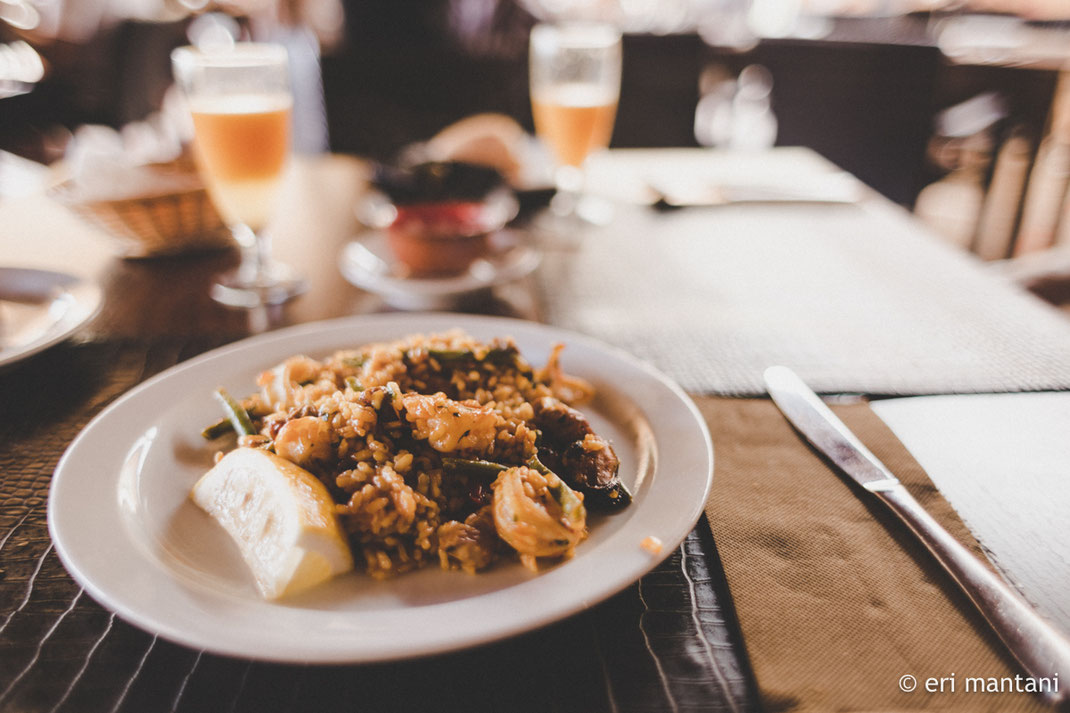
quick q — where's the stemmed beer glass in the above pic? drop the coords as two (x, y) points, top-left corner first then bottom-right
(171, 43), (306, 307)
(529, 23), (621, 222)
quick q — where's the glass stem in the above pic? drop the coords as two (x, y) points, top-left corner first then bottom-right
(233, 223), (270, 284)
(552, 164), (585, 217)
(253, 229), (273, 282)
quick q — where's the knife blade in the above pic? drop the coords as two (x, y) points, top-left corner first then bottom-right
(763, 365), (1070, 704)
(763, 366), (898, 492)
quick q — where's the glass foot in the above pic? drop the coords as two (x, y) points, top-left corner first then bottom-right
(210, 261), (307, 308)
(575, 194), (614, 225)
(549, 192), (614, 225)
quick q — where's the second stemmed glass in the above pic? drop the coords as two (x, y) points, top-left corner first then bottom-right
(172, 43), (306, 308)
(529, 22), (621, 223)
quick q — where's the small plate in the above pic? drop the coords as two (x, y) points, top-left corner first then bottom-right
(0, 267), (102, 368)
(49, 313), (713, 663)
(340, 231), (540, 310)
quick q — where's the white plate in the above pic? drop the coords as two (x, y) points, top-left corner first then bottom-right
(48, 313), (712, 663)
(0, 267), (102, 369)
(339, 232), (540, 310)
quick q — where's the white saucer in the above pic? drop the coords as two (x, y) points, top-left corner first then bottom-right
(339, 231), (540, 310)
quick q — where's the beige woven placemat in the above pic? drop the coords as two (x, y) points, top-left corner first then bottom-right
(535, 202), (1070, 396)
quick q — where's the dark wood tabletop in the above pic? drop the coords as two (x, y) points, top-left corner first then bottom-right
(2, 149), (1068, 713)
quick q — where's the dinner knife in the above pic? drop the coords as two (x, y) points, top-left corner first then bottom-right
(763, 365), (1070, 705)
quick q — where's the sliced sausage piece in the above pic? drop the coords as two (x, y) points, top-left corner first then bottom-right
(532, 397), (631, 509)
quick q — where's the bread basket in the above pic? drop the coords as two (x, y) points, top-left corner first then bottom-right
(50, 161), (233, 258)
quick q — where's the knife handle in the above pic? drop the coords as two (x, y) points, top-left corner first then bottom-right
(875, 483), (1070, 704)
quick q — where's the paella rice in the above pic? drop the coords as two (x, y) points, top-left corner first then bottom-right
(201, 330), (630, 581)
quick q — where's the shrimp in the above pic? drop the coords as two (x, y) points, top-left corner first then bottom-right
(491, 465), (586, 570)
(257, 355), (323, 411)
(535, 343), (594, 406)
(273, 416), (333, 467)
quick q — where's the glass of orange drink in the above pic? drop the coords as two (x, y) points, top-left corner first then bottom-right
(171, 43), (306, 307)
(529, 23), (621, 223)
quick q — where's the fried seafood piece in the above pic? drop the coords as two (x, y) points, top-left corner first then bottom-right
(399, 391), (501, 453)
(535, 343), (594, 405)
(491, 465), (586, 571)
(257, 355), (324, 411)
(437, 506), (499, 573)
(532, 397), (631, 509)
(273, 416), (334, 467)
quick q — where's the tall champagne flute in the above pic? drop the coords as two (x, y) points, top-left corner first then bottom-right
(171, 43), (306, 307)
(529, 23), (621, 222)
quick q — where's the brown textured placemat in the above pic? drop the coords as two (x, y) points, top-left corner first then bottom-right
(534, 201), (1070, 396)
(698, 396), (1048, 713)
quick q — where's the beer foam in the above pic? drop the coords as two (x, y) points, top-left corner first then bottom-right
(189, 93), (292, 115)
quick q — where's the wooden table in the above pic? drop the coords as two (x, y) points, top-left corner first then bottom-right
(2, 149), (1068, 713)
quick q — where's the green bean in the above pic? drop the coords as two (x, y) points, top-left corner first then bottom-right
(200, 417), (235, 440)
(441, 457), (508, 478)
(525, 454), (553, 476)
(375, 382), (402, 422)
(550, 481), (586, 524)
(201, 395), (263, 439)
(427, 348), (470, 362)
(527, 455), (586, 523)
(213, 388), (256, 437)
(428, 347), (518, 366)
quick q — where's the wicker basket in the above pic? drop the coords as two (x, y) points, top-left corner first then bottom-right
(50, 163), (233, 258)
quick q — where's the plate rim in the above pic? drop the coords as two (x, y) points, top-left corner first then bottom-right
(48, 313), (713, 662)
(0, 266), (102, 369)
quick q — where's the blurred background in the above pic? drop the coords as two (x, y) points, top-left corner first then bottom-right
(2, 0), (1070, 263)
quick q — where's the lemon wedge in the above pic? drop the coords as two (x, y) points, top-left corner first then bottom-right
(191, 447), (353, 599)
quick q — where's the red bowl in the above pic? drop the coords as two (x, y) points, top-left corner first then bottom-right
(371, 188), (518, 276)
(387, 201), (492, 276)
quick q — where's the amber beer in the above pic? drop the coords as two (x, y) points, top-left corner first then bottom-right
(529, 23), (621, 222)
(531, 85), (618, 167)
(190, 95), (291, 231)
(171, 43), (305, 307)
